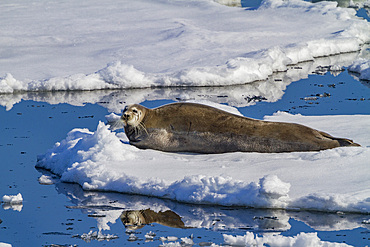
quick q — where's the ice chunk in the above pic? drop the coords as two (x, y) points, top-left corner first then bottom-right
(2, 193), (23, 204)
(349, 58), (370, 81)
(223, 231), (352, 246)
(38, 175), (56, 185)
(36, 110), (370, 213)
(0, 243), (13, 247)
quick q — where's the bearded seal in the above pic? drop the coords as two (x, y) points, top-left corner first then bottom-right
(119, 102), (360, 153)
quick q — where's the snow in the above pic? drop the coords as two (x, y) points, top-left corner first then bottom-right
(0, 243), (12, 247)
(159, 237), (194, 246)
(128, 233), (139, 241)
(38, 175), (55, 185)
(348, 0), (370, 8)
(145, 231), (156, 240)
(36, 103), (370, 214)
(158, 236), (195, 247)
(223, 231), (352, 246)
(160, 236), (179, 242)
(120, 230), (355, 246)
(2, 193), (23, 204)
(348, 58), (370, 80)
(0, 51), (361, 112)
(1, 193), (23, 212)
(0, 0), (369, 93)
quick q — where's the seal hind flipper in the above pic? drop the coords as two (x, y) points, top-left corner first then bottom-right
(319, 131), (361, 147)
(336, 138), (361, 147)
(335, 138), (361, 147)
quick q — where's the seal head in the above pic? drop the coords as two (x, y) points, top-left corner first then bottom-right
(121, 104), (149, 143)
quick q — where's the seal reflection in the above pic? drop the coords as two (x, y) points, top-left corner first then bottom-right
(120, 208), (186, 230)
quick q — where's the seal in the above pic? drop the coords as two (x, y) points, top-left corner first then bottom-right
(120, 102), (360, 153)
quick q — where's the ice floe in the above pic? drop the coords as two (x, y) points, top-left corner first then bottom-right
(2, 193), (23, 204)
(348, 58), (370, 80)
(36, 102), (370, 214)
(1, 193), (23, 212)
(0, 0), (369, 93)
(222, 231), (352, 246)
(0, 51), (364, 112)
(0, 243), (12, 247)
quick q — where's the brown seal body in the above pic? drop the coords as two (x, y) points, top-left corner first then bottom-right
(121, 102), (360, 153)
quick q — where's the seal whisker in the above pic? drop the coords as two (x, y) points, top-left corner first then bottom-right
(139, 122), (149, 136)
(108, 118), (124, 131)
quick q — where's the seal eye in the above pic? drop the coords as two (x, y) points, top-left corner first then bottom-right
(132, 109), (138, 114)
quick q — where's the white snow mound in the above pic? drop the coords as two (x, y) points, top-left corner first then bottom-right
(2, 193), (23, 204)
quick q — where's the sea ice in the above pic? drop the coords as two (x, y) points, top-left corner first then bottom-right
(128, 233), (138, 241)
(145, 231), (156, 240)
(0, 50), (364, 113)
(223, 231), (352, 246)
(348, 58), (370, 80)
(36, 102), (370, 213)
(0, 0), (369, 92)
(160, 236), (179, 242)
(0, 243), (12, 247)
(2, 193), (23, 204)
(38, 175), (56, 185)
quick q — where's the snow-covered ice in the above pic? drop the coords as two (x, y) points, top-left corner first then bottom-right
(0, 243), (12, 247)
(38, 175), (56, 185)
(36, 102), (370, 214)
(2, 193), (23, 212)
(223, 231), (352, 246)
(0, 51), (362, 112)
(160, 236), (179, 242)
(125, 230), (355, 246)
(348, 58), (370, 80)
(0, 0), (369, 93)
(2, 193), (23, 204)
(128, 233), (139, 241)
(145, 231), (156, 240)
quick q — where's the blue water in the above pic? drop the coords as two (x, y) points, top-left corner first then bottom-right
(239, 70), (370, 119)
(241, 0), (262, 8)
(357, 7), (370, 21)
(1, 64), (369, 246)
